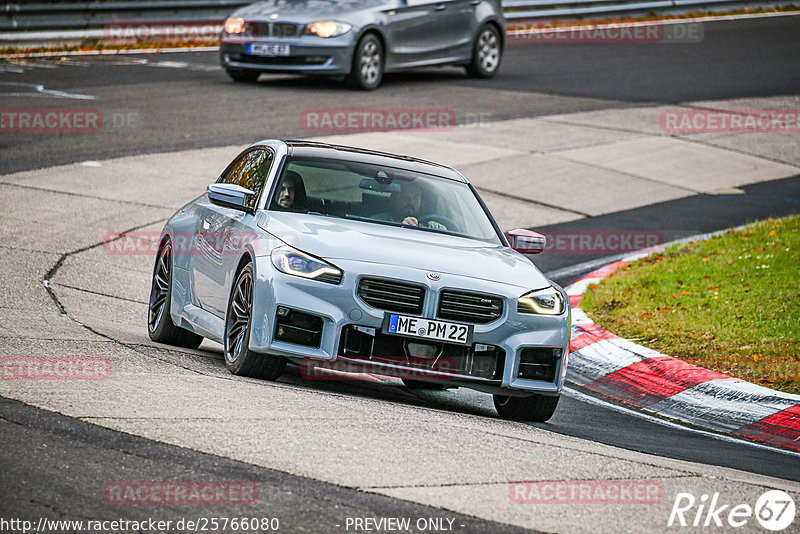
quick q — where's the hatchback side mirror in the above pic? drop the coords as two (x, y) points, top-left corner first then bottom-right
(508, 229), (546, 254)
(207, 183), (256, 212)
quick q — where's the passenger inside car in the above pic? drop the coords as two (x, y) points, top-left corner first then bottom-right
(271, 171), (308, 211)
(372, 180), (447, 230)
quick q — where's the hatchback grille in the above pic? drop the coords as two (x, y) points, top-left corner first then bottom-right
(272, 22), (298, 37)
(252, 22), (298, 37)
(438, 290), (503, 324)
(357, 278), (425, 315)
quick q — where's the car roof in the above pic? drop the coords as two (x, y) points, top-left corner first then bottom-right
(272, 140), (468, 182)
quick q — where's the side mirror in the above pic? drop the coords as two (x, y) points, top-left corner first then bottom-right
(207, 183), (255, 212)
(508, 229), (546, 254)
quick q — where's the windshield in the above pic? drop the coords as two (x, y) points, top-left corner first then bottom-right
(268, 157), (501, 244)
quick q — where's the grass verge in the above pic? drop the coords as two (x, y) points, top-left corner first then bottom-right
(581, 215), (800, 395)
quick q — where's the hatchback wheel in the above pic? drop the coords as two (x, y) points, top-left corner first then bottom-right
(148, 241), (204, 349)
(466, 25), (502, 78)
(225, 263), (286, 379)
(493, 393), (559, 422)
(346, 34), (383, 90)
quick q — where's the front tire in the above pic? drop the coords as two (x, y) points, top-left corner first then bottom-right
(466, 25), (502, 79)
(346, 33), (383, 90)
(224, 263), (286, 380)
(148, 241), (204, 349)
(493, 393), (559, 422)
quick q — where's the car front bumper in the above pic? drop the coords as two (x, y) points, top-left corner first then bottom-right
(220, 36), (355, 75)
(249, 256), (571, 395)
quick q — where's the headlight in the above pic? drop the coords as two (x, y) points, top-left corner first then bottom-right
(304, 21), (352, 38)
(271, 246), (342, 283)
(518, 286), (565, 315)
(224, 17), (246, 34)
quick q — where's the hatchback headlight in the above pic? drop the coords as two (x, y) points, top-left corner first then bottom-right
(304, 21), (352, 38)
(224, 17), (246, 34)
(271, 246), (342, 283)
(518, 286), (565, 315)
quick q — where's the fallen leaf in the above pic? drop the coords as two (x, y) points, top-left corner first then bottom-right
(659, 307), (673, 313)
(641, 312), (652, 318)
(681, 290), (692, 295)
(708, 286), (719, 291)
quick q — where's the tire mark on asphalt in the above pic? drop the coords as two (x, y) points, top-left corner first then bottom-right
(0, 181), (175, 210)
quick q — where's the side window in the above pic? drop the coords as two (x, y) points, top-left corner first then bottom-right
(220, 149), (273, 211)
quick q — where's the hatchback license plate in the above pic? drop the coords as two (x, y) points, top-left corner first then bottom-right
(248, 43), (290, 56)
(385, 314), (472, 345)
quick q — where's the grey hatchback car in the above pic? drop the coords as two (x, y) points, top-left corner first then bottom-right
(219, 0), (505, 89)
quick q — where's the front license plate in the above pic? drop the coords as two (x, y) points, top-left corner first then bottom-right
(384, 314), (472, 345)
(248, 43), (291, 56)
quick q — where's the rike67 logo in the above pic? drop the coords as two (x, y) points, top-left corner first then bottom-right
(668, 490), (795, 531)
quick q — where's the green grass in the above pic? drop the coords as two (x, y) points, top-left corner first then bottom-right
(581, 215), (800, 394)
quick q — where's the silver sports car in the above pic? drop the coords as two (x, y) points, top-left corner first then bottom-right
(148, 140), (570, 421)
(219, 0), (505, 89)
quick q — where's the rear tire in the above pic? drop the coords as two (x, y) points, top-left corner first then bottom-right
(224, 262), (286, 380)
(227, 69), (260, 83)
(466, 25), (502, 79)
(493, 393), (559, 422)
(148, 241), (204, 349)
(346, 33), (383, 90)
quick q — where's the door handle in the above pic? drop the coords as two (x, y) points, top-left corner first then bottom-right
(434, 3), (447, 10)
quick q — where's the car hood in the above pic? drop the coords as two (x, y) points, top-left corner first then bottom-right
(238, 0), (394, 19)
(263, 213), (551, 290)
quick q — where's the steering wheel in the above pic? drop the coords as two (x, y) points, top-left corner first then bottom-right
(418, 214), (459, 232)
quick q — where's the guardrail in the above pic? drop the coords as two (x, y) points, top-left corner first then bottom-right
(1, 0), (797, 34)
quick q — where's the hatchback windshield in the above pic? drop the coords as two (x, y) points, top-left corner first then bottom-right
(268, 157), (501, 244)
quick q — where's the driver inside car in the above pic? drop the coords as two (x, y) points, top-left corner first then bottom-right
(373, 180), (446, 230)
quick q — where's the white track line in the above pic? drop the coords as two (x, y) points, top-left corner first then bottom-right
(562, 385), (800, 458)
(0, 81), (94, 100)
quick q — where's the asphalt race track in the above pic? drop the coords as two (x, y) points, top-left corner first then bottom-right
(1, 14), (799, 533)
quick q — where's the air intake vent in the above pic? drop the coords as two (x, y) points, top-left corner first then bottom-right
(438, 290), (503, 324)
(517, 348), (561, 381)
(357, 278), (425, 315)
